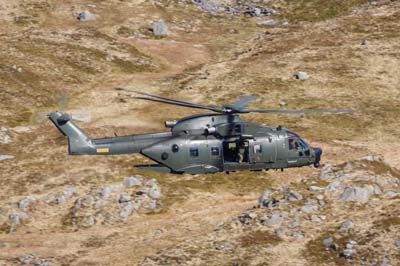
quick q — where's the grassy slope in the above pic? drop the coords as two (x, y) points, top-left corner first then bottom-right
(0, 0), (399, 265)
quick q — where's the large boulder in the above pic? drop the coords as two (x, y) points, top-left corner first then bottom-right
(77, 10), (96, 21)
(152, 20), (169, 36)
(295, 71), (309, 80)
(339, 185), (375, 202)
(0, 127), (11, 144)
(0, 155), (14, 161)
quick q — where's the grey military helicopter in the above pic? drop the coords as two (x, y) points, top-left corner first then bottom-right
(48, 89), (355, 174)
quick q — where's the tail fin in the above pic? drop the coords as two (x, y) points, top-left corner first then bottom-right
(48, 111), (95, 155)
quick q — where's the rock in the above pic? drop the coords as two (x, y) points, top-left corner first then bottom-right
(75, 195), (94, 208)
(118, 193), (132, 203)
(253, 8), (261, 17)
(341, 248), (355, 258)
(86, 215), (95, 226)
(315, 194), (324, 200)
(357, 155), (383, 162)
(123, 175), (143, 187)
(375, 176), (399, 188)
(17, 196), (35, 210)
(381, 258), (390, 266)
(149, 183), (162, 199)
(239, 212), (257, 224)
(319, 163), (333, 180)
(258, 189), (271, 207)
(99, 184), (123, 199)
(290, 216), (301, 228)
(339, 185), (375, 202)
(0, 130), (11, 144)
(144, 200), (157, 210)
(118, 201), (141, 220)
(300, 204), (318, 213)
(8, 212), (29, 232)
(18, 253), (37, 264)
(361, 40), (369, 45)
(136, 188), (149, 195)
(198, 0), (222, 14)
(49, 187), (75, 205)
(325, 179), (341, 191)
(68, 177), (162, 227)
(295, 71), (309, 80)
(213, 241), (232, 250)
(63, 187), (75, 198)
(275, 227), (285, 238)
(100, 186), (111, 199)
(36, 260), (51, 266)
(279, 101), (287, 107)
(267, 198), (280, 208)
(385, 191), (399, 198)
(373, 185), (382, 195)
(152, 20), (169, 36)
(343, 162), (354, 171)
(395, 240), (400, 248)
(266, 212), (285, 226)
(309, 185), (324, 191)
(248, 213), (257, 219)
(353, 176), (372, 182)
(77, 10), (96, 21)
(291, 231), (304, 240)
(311, 215), (326, 222)
(256, 19), (278, 26)
(110, 183), (124, 191)
(323, 237), (333, 247)
(285, 190), (303, 201)
(0, 155), (14, 161)
(331, 243), (339, 251)
(338, 220), (354, 231)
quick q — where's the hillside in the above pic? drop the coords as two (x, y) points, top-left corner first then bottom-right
(0, 0), (399, 265)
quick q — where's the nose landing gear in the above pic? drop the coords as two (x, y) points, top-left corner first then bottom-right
(313, 147), (322, 168)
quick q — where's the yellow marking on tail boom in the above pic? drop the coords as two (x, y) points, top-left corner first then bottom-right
(96, 148), (109, 153)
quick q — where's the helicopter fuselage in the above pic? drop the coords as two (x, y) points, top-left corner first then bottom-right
(49, 112), (322, 174)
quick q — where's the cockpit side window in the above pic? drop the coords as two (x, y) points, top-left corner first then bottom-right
(289, 138), (299, 150)
(288, 131), (309, 150)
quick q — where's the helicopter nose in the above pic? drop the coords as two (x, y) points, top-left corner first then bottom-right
(313, 147), (322, 168)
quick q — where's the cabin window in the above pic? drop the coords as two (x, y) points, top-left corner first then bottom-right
(211, 147), (219, 156)
(190, 147), (199, 157)
(161, 152), (169, 160)
(254, 144), (262, 154)
(172, 144), (179, 153)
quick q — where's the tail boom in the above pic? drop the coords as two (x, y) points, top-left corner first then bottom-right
(48, 111), (171, 155)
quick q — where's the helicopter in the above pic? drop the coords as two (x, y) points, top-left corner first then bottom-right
(48, 88), (355, 174)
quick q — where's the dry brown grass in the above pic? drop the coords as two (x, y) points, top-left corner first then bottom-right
(1, 0), (400, 265)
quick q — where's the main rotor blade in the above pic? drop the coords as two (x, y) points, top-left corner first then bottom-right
(241, 109), (357, 114)
(116, 87), (225, 113)
(228, 95), (259, 110)
(133, 96), (225, 112)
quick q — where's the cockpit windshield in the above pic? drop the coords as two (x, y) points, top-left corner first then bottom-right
(287, 131), (310, 150)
